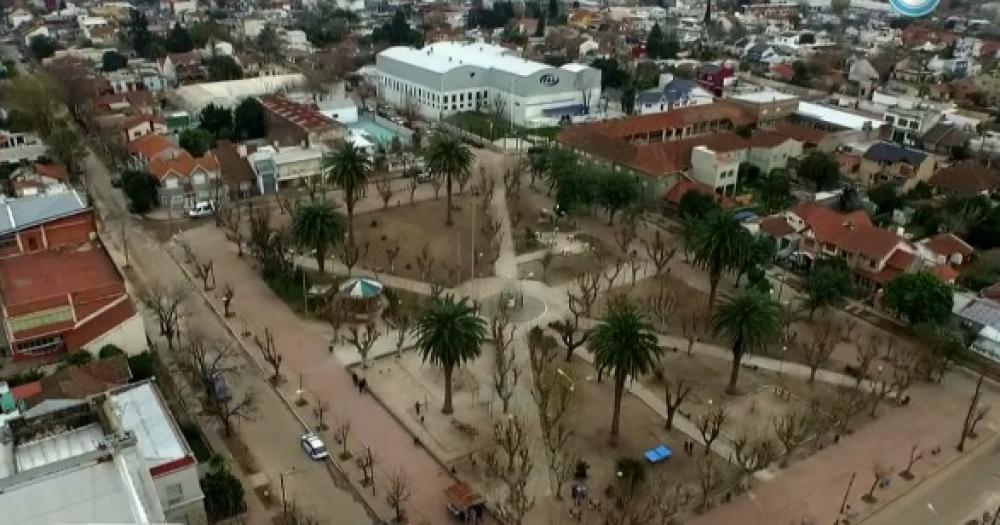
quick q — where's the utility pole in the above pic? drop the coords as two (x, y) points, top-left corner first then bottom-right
(839, 471), (856, 516)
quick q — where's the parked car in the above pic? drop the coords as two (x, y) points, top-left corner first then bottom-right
(300, 433), (329, 460)
(187, 201), (215, 218)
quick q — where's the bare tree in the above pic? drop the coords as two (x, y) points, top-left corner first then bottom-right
(384, 244), (401, 274)
(642, 229), (679, 276)
(374, 176), (394, 209)
(539, 251), (554, 280)
(176, 332), (240, 400)
(664, 376), (693, 430)
(491, 315), (520, 414)
(142, 282), (189, 351)
(681, 302), (711, 356)
(428, 174), (444, 199)
(854, 334), (881, 388)
(254, 328), (283, 384)
(548, 300), (592, 361)
(697, 455), (724, 510)
(386, 468), (412, 523)
(644, 279), (678, 332)
(334, 422), (352, 459)
(697, 406), (727, 454)
(731, 434), (778, 486)
(314, 399), (330, 431)
(862, 463), (891, 503)
(221, 283), (235, 317)
(360, 446), (376, 487)
(900, 444), (923, 480)
(393, 315), (410, 357)
(773, 410), (811, 465)
(602, 257), (625, 290)
(527, 326), (576, 499)
(614, 222), (637, 256)
(627, 253), (643, 285)
(569, 271), (602, 318)
(415, 244), (435, 282)
(338, 239), (370, 276)
(204, 389), (257, 438)
(345, 322), (381, 369)
(796, 318), (852, 383)
(482, 415), (535, 525)
(958, 371), (986, 452)
(407, 176), (418, 204)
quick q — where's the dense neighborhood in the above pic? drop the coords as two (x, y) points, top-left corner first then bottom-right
(3, 0), (1000, 524)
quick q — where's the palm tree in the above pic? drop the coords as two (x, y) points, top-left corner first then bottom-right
(591, 299), (662, 445)
(690, 210), (751, 307)
(712, 290), (782, 395)
(423, 132), (473, 226)
(291, 199), (346, 274)
(412, 294), (487, 414)
(325, 141), (371, 244)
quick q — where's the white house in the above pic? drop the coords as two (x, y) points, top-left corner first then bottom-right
(8, 8), (33, 29)
(249, 145), (325, 194)
(23, 25), (50, 46)
(691, 142), (746, 195)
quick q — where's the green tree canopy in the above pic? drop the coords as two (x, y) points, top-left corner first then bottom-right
(869, 182), (905, 214)
(713, 290), (783, 394)
(2, 73), (63, 137)
(802, 258), (854, 316)
(198, 103), (233, 139)
(423, 133), (473, 226)
(127, 10), (156, 59)
(102, 50), (128, 72)
(29, 35), (58, 61)
(179, 128), (213, 157)
(45, 127), (85, 175)
(166, 22), (194, 53)
(884, 272), (954, 325)
(233, 97), (266, 140)
(646, 22), (679, 59)
(121, 170), (158, 214)
(372, 10), (423, 46)
(797, 150), (840, 192)
(324, 142), (371, 242)
(291, 199), (346, 274)
(755, 168), (793, 214)
(412, 295), (487, 414)
(255, 24), (281, 60)
(204, 55), (243, 81)
(201, 463), (247, 522)
(678, 191), (720, 222)
(591, 299), (662, 444)
(689, 211), (752, 306)
(596, 171), (640, 224)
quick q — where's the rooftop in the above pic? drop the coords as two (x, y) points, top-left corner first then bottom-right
(863, 142), (928, 165)
(380, 41), (553, 77)
(796, 102), (882, 131)
(730, 90), (798, 104)
(0, 190), (87, 236)
(109, 382), (188, 466)
(0, 242), (123, 307)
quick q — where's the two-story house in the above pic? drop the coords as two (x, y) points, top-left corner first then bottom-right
(747, 130), (803, 174)
(121, 115), (168, 144)
(248, 145), (325, 195)
(690, 138), (749, 195)
(857, 142), (935, 191)
(636, 76), (714, 115)
(126, 134), (222, 208)
(696, 63), (735, 96)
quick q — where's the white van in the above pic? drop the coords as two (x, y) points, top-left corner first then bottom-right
(187, 201), (215, 218)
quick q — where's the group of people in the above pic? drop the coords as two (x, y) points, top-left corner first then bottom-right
(350, 371), (368, 393)
(568, 484), (599, 522)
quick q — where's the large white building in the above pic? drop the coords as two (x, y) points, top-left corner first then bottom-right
(375, 42), (602, 128)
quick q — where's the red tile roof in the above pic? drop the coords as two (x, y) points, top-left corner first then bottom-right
(771, 121), (828, 146)
(10, 381), (42, 401)
(663, 175), (736, 207)
(885, 250), (916, 271)
(793, 202), (903, 260)
(0, 243), (124, 308)
(923, 232), (974, 258)
(930, 160), (1000, 196)
(259, 95), (338, 133)
(127, 133), (177, 160)
(121, 114), (166, 131)
(32, 162), (69, 181)
(759, 215), (796, 237)
(561, 101), (754, 140)
(147, 151), (219, 182)
(748, 129), (793, 148)
(559, 129), (748, 177)
(24, 355), (131, 407)
(770, 63), (795, 80)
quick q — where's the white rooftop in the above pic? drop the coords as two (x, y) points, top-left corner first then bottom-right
(380, 41), (550, 77)
(730, 90), (798, 104)
(15, 424), (104, 472)
(110, 383), (186, 465)
(796, 102), (882, 131)
(169, 74), (306, 113)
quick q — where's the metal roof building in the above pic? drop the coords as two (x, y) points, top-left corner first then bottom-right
(375, 41), (602, 127)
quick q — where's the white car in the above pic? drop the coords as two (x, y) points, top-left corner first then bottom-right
(187, 201), (215, 218)
(300, 433), (329, 460)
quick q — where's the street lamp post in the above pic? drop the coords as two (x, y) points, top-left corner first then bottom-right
(280, 467), (296, 516)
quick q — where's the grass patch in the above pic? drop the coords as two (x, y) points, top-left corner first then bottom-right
(447, 111), (562, 142)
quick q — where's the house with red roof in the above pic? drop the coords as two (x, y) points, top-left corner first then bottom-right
(9, 162), (70, 197)
(126, 134), (222, 208)
(758, 202), (961, 291)
(747, 130), (802, 174)
(769, 63), (795, 82)
(121, 114), (168, 144)
(259, 95), (346, 148)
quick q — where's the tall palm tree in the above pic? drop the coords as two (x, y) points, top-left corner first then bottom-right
(291, 199), (346, 274)
(690, 210), (751, 307)
(412, 294), (487, 414)
(325, 141), (371, 243)
(423, 132), (473, 226)
(712, 290), (782, 395)
(591, 300), (662, 445)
